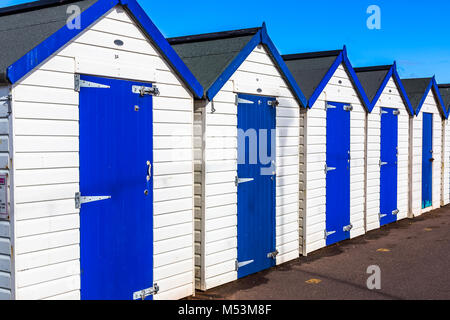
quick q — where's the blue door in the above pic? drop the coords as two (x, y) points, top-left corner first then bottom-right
(422, 112), (433, 209)
(79, 75), (154, 300)
(380, 108), (399, 226)
(326, 102), (351, 245)
(237, 94), (276, 278)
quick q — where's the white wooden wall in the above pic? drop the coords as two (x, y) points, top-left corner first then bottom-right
(0, 86), (12, 300)
(410, 91), (442, 216)
(305, 64), (366, 254)
(442, 119), (450, 206)
(366, 77), (410, 231)
(10, 6), (194, 300)
(196, 45), (300, 291)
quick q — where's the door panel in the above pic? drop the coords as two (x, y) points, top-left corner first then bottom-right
(422, 112), (433, 209)
(380, 108), (399, 226)
(237, 94), (276, 278)
(326, 102), (351, 245)
(79, 75), (153, 300)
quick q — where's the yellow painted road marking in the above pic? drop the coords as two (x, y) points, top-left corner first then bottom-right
(424, 228), (433, 232)
(377, 248), (390, 252)
(306, 279), (322, 284)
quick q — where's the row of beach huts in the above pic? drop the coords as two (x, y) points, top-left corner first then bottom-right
(0, 0), (449, 300)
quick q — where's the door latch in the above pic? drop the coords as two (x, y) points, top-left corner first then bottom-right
(392, 209), (399, 215)
(268, 100), (279, 107)
(343, 105), (353, 111)
(343, 224), (353, 232)
(235, 259), (254, 271)
(133, 283), (159, 300)
(75, 192), (111, 209)
(267, 250), (279, 259)
(132, 85), (160, 96)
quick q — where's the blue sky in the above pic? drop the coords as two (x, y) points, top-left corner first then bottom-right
(2, 0), (450, 82)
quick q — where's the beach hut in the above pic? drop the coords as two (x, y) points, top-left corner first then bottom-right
(168, 25), (307, 291)
(438, 84), (450, 206)
(354, 64), (414, 230)
(402, 78), (447, 217)
(282, 47), (371, 255)
(0, 0), (203, 300)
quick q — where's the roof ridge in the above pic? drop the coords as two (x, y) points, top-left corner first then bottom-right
(168, 27), (261, 45)
(0, 0), (84, 17)
(282, 50), (342, 60)
(354, 65), (392, 72)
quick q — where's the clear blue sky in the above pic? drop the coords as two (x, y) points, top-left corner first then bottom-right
(2, 0), (450, 83)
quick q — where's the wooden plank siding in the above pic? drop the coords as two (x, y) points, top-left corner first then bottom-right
(366, 77), (410, 231)
(410, 91), (443, 217)
(196, 45), (301, 291)
(10, 6), (195, 300)
(442, 119), (450, 206)
(0, 85), (12, 300)
(304, 64), (366, 254)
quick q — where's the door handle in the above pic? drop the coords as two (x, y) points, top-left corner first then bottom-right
(146, 161), (152, 181)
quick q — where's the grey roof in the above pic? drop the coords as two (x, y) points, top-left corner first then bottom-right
(282, 50), (341, 100)
(168, 28), (260, 92)
(0, 0), (98, 84)
(402, 78), (432, 112)
(354, 65), (391, 103)
(438, 84), (450, 113)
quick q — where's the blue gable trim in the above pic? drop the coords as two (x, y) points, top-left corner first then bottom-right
(308, 47), (370, 111)
(7, 0), (204, 98)
(206, 30), (262, 101)
(260, 24), (307, 108)
(392, 63), (415, 116)
(415, 77), (447, 118)
(207, 24), (307, 107)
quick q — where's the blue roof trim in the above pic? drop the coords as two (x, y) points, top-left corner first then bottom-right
(370, 66), (393, 108)
(120, 0), (203, 98)
(7, 0), (204, 98)
(342, 47), (371, 112)
(308, 52), (343, 108)
(206, 30), (262, 101)
(260, 24), (307, 108)
(206, 24), (308, 107)
(7, 0), (118, 84)
(391, 63), (415, 116)
(415, 77), (447, 118)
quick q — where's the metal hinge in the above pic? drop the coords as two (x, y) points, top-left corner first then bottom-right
(235, 259), (254, 271)
(325, 103), (336, 110)
(267, 250), (279, 259)
(133, 283), (159, 300)
(324, 230), (336, 238)
(235, 176), (254, 186)
(380, 213), (388, 219)
(132, 85), (160, 96)
(343, 224), (353, 232)
(379, 160), (388, 167)
(236, 96), (254, 105)
(325, 164), (337, 174)
(74, 74), (110, 92)
(0, 94), (12, 114)
(268, 100), (279, 107)
(75, 192), (111, 209)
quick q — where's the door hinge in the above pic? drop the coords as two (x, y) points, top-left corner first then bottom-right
(235, 259), (254, 271)
(235, 176), (254, 186)
(379, 160), (388, 167)
(236, 96), (254, 105)
(75, 192), (111, 209)
(132, 85), (160, 96)
(74, 74), (110, 92)
(343, 224), (353, 232)
(0, 94), (12, 114)
(267, 250), (279, 259)
(380, 213), (388, 219)
(324, 230), (336, 238)
(325, 164), (337, 174)
(133, 283), (159, 300)
(268, 100), (279, 107)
